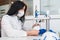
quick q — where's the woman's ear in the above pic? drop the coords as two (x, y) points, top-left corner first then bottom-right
(23, 6), (25, 10)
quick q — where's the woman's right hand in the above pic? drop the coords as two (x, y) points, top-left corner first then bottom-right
(32, 23), (40, 28)
(27, 30), (39, 36)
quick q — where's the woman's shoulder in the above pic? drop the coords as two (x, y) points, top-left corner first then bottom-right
(3, 15), (9, 17)
(1, 15), (11, 23)
(2, 15), (10, 20)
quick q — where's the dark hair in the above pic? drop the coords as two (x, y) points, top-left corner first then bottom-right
(7, 1), (27, 23)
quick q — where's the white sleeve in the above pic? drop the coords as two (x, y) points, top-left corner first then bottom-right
(1, 16), (27, 37)
(22, 20), (33, 31)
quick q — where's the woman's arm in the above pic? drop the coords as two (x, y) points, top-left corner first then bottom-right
(27, 30), (39, 36)
(1, 16), (39, 37)
(1, 17), (27, 37)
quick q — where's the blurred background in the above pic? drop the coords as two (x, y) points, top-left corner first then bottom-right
(0, 0), (60, 37)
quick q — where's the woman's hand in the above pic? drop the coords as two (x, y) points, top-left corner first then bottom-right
(32, 23), (40, 28)
(27, 30), (39, 36)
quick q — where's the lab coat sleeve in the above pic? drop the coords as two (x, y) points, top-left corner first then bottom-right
(22, 21), (33, 31)
(1, 16), (27, 37)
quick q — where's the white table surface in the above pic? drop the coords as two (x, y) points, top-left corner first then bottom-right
(0, 36), (41, 40)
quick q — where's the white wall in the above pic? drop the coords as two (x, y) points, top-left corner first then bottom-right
(50, 15), (60, 32)
(41, 0), (60, 15)
(50, 19), (60, 32)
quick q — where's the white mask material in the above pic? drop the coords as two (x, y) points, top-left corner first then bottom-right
(17, 11), (24, 17)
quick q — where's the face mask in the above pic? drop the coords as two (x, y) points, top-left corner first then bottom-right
(17, 11), (24, 17)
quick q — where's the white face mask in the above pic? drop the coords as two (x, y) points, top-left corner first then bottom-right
(17, 11), (24, 17)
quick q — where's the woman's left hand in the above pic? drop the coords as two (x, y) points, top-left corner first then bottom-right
(32, 23), (40, 28)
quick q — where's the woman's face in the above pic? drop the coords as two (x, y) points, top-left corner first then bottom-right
(17, 6), (25, 17)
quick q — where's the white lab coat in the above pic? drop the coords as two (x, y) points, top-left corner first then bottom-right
(1, 15), (27, 37)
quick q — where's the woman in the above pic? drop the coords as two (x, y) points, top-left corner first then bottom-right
(1, 1), (39, 37)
